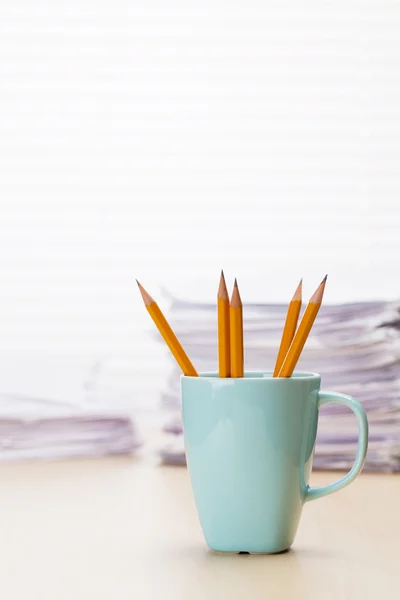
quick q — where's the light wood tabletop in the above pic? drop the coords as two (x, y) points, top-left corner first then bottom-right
(0, 457), (398, 599)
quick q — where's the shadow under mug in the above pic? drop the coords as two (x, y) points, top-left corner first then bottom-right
(181, 372), (368, 554)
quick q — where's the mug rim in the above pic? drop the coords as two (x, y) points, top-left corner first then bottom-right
(182, 371), (321, 381)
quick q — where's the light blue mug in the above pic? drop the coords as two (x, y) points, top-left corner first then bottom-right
(182, 372), (368, 554)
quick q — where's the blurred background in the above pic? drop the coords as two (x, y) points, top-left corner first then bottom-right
(0, 1), (399, 466)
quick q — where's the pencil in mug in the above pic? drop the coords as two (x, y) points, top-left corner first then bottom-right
(218, 270), (230, 377)
(230, 278), (244, 378)
(136, 281), (198, 377)
(273, 278), (302, 377)
(277, 275), (327, 378)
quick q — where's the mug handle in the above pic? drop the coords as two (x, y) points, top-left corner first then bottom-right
(305, 391), (369, 502)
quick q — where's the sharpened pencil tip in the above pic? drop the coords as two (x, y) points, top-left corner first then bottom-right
(309, 275), (327, 304)
(292, 278), (302, 301)
(136, 280), (154, 306)
(221, 269), (224, 277)
(218, 270), (229, 300)
(230, 278), (242, 307)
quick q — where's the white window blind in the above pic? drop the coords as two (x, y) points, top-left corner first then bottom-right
(0, 1), (399, 356)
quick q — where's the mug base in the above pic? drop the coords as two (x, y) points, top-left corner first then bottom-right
(209, 546), (291, 555)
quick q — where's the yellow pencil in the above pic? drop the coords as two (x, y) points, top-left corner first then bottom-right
(218, 270), (231, 377)
(230, 278), (244, 378)
(273, 279), (302, 377)
(136, 281), (198, 376)
(278, 276), (327, 378)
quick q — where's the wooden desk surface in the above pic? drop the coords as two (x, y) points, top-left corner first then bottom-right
(0, 458), (398, 599)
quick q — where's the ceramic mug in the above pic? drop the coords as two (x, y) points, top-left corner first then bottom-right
(182, 372), (368, 554)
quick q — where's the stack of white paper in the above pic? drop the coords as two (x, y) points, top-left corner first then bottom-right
(0, 356), (140, 462)
(158, 294), (400, 471)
